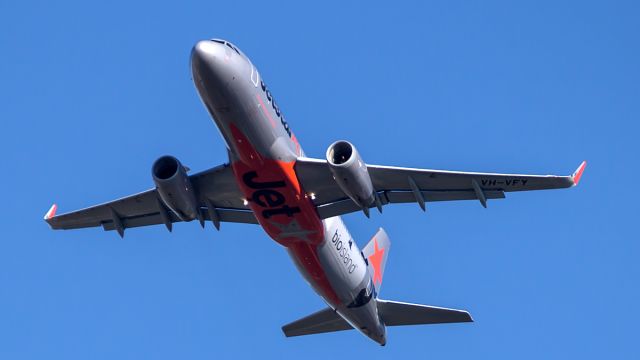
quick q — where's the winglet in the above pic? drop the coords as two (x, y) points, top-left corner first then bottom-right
(571, 161), (587, 186)
(44, 204), (58, 221)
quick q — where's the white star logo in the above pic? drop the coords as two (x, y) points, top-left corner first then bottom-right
(268, 219), (318, 242)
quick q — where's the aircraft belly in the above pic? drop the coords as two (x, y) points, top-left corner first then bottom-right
(316, 217), (368, 301)
(285, 217), (370, 308)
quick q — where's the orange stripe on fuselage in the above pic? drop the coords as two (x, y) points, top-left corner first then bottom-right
(229, 124), (341, 305)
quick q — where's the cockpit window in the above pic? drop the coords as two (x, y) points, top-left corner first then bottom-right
(210, 39), (246, 58)
(225, 42), (241, 56)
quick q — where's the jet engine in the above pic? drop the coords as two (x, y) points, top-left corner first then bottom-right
(326, 141), (375, 209)
(152, 155), (199, 221)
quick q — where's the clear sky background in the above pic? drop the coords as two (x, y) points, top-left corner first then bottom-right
(1, 1), (638, 359)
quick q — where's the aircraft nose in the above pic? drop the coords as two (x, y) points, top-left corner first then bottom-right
(192, 40), (221, 60)
(191, 40), (233, 102)
(190, 40), (231, 83)
(191, 40), (233, 108)
(191, 40), (225, 70)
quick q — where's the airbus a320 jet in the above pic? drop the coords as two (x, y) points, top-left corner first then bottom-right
(44, 39), (586, 345)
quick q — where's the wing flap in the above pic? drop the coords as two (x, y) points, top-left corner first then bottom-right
(384, 189), (506, 203)
(99, 207), (257, 231)
(315, 189), (505, 219)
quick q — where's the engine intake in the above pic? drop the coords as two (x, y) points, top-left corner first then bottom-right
(326, 141), (375, 209)
(152, 155), (199, 221)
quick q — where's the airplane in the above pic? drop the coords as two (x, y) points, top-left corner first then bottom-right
(44, 39), (586, 346)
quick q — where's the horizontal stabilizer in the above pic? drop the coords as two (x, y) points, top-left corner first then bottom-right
(282, 307), (352, 337)
(377, 299), (473, 326)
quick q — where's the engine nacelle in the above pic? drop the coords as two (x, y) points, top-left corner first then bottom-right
(326, 141), (375, 209)
(152, 155), (199, 221)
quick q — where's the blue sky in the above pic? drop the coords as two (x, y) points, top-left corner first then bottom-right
(1, 0), (638, 358)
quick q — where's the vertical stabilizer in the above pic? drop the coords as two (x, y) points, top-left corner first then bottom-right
(362, 228), (391, 294)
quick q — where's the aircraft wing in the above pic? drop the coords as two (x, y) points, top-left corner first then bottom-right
(44, 163), (256, 236)
(295, 158), (586, 219)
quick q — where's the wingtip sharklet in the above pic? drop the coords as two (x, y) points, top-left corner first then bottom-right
(44, 204), (57, 221)
(571, 161), (587, 186)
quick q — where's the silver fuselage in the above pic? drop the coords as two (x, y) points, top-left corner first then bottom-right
(190, 40), (385, 345)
